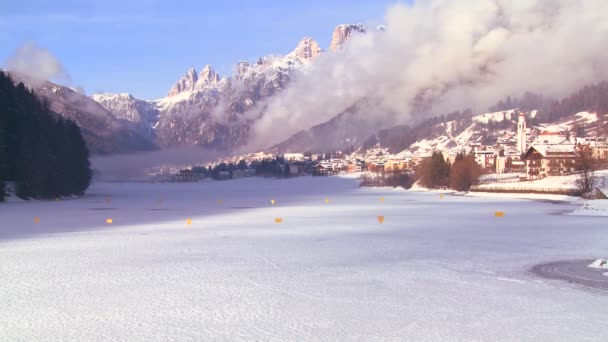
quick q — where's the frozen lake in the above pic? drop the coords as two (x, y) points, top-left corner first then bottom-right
(1, 177), (607, 341)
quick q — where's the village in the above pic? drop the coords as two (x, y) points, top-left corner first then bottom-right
(160, 111), (608, 191)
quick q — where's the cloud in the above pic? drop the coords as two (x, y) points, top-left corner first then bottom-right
(244, 0), (608, 150)
(4, 42), (71, 84)
(91, 147), (222, 181)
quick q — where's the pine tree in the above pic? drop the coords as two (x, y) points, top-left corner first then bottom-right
(449, 154), (481, 191)
(0, 70), (92, 200)
(65, 120), (92, 195)
(416, 151), (451, 188)
(0, 100), (7, 202)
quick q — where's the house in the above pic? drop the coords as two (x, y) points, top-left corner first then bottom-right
(384, 158), (411, 171)
(190, 166), (206, 175)
(473, 149), (496, 171)
(444, 151), (460, 165)
(289, 164), (301, 176)
(367, 162), (385, 173)
(580, 137), (608, 165)
(346, 162), (363, 173)
(495, 149), (525, 174)
(313, 163), (331, 176)
(347, 163), (356, 173)
(523, 144), (576, 179)
(217, 171), (231, 180)
(284, 153), (305, 162)
(411, 151), (431, 167)
(174, 169), (202, 182)
(232, 170), (246, 179)
(509, 160), (526, 174)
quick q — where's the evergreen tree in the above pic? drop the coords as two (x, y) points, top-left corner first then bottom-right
(0, 108), (7, 201)
(415, 151), (451, 188)
(0, 70), (92, 200)
(449, 154), (481, 191)
(65, 120), (92, 195)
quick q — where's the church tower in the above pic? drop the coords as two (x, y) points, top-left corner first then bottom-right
(517, 112), (527, 154)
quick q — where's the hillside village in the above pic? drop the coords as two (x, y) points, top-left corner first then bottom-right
(162, 109), (607, 191)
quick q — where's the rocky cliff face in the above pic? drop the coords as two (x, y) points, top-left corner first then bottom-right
(151, 36), (324, 151)
(166, 65), (222, 98)
(90, 93), (159, 140)
(288, 37), (322, 62)
(329, 24), (366, 52)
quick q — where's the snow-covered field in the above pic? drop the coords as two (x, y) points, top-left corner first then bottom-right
(475, 173), (580, 191)
(1, 176), (607, 341)
(475, 170), (608, 194)
(571, 199), (608, 217)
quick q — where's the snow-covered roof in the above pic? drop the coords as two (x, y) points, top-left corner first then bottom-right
(526, 143), (575, 157)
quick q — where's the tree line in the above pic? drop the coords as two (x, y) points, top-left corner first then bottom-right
(415, 151), (482, 191)
(0, 71), (92, 201)
(193, 156), (293, 180)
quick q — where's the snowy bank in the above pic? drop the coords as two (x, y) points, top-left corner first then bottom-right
(570, 199), (608, 217)
(473, 170), (608, 196)
(465, 191), (580, 202)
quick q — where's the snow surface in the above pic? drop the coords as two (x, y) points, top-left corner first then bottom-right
(472, 109), (516, 124)
(1, 177), (608, 341)
(476, 173), (580, 191)
(476, 170), (608, 195)
(571, 199), (608, 217)
(465, 191), (580, 202)
(588, 258), (608, 270)
(575, 111), (598, 123)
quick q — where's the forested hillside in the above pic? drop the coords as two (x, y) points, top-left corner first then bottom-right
(0, 71), (92, 200)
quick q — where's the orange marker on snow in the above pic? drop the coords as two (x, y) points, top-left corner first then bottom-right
(377, 216), (385, 224)
(275, 218), (283, 223)
(106, 218), (113, 224)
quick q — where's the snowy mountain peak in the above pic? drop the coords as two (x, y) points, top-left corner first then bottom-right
(167, 68), (199, 97)
(198, 64), (220, 87)
(288, 37), (322, 62)
(329, 23), (366, 52)
(91, 92), (134, 102)
(235, 61), (251, 80)
(90, 91), (159, 131)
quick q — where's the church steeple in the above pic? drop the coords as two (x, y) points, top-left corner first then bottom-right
(517, 112), (527, 154)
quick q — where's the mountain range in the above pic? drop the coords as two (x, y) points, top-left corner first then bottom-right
(18, 24), (365, 155)
(15, 23), (608, 157)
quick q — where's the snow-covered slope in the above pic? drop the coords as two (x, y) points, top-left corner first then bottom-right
(91, 93), (159, 140)
(403, 109), (599, 155)
(25, 80), (156, 154)
(407, 110), (523, 153)
(1, 178), (607, 340)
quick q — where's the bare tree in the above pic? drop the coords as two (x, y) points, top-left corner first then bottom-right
(575, 144), (596, 197)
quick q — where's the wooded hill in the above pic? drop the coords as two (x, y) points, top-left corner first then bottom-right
(0, 71), (92, 201)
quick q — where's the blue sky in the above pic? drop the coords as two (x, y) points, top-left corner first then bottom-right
(0, 0), (403, 99)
